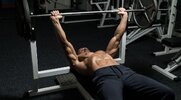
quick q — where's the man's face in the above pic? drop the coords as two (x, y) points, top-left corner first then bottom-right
(77, 47), (90, 55)
(77, 47), (91, 61)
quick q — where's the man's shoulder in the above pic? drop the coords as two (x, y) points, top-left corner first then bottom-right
(95, 50), (106, 54)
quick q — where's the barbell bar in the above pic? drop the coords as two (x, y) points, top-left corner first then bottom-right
(30, 9), (168, 18)
(31, 9), (145, 17)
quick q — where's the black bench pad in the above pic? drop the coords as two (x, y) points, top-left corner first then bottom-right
(162, 37), (181, 47)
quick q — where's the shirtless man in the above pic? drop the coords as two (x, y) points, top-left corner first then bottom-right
(50, 8), (175, 100)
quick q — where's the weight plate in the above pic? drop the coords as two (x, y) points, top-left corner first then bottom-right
(133, 0), (158, 28)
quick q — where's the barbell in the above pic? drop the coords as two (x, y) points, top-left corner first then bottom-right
(15, 0), (169, 40)
(30, 9), (145, 17)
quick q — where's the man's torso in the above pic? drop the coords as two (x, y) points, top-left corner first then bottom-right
(84, 50), (119, 72)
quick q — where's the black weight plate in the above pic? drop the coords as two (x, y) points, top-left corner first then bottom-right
(133, 0), (158, 28)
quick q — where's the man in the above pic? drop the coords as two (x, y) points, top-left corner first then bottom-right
(50, 8), (175, 100)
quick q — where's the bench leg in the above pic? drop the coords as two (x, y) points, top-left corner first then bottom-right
(152, 61), (181, 81)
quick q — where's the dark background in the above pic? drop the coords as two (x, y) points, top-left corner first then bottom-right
(0, 0), (181, 100)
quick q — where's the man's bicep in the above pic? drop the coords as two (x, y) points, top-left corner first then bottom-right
(66, 49), (88, 74)
(106, 37), (120, 57)
(64, 41), (77, 56)
(65, 45), (79, 65)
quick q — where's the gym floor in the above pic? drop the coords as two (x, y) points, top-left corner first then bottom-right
(0, 8), (181, 100)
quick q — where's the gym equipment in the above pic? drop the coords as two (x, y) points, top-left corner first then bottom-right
(62, 0), (114, 28)
(133, 0), (158, 28)
(126, 0), (169, 45)
(152, 37), (181, 81)
(15, 0), (34, 40)
(152, 0), (180, 81)
(56, 73), (94, 100)
(20, 12), (126, 100)
(153, 0), (178, 56)
(16, 0), (127, 98)
(88, 0), (117, 28)
(31, 9), (145, 17)
(126, 23), (162, 45)
(15, 0), (170, 40)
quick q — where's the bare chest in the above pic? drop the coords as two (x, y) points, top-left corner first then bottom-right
(85, 51), (118, 70)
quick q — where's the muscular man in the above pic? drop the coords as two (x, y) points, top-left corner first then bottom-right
(50, 8), (175, 100)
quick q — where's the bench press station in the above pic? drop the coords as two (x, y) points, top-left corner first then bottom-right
(15, 0), (128, 99)
(15, 0), (171, 98)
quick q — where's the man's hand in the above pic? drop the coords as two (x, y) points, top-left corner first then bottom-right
(50, 10), (62, 24)
(117, 7), (128, 17)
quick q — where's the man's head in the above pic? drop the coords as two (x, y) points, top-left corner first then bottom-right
(77, 47), (92, 61)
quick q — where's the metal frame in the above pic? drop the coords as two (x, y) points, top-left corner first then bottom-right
(61, 0), (118, 28)
(152, 0), (180, 80)
(28, 40), (95, 100)
(152, 62), (180, 80)
(91, 0), (115, 28)
(152, 50), (181, 80)
(115, 32), (126, 64)
(125, 0), (164, 45)
(28, 40), (70, 96)
(153, 0), (178, 56)
(153, 46), (181, 56)
(126, 24), (162, 45)
(156, 0), (170, 21)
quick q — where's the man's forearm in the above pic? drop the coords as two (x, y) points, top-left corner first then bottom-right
(119, 15), (128, 30)
(115, 15), (128, 36)
(53, 22), (68, 42)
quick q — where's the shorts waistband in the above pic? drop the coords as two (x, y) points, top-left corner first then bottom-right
(91, 65), (128, 78)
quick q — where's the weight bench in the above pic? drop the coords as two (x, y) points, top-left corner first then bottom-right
(56, 73), (94, 100)
(152, 37), (181, 81)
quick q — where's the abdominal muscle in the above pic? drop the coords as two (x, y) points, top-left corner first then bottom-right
(86, 51), (119, 72)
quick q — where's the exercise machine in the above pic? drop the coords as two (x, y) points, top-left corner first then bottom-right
(153, 0), (180, 56)
(152, 37), (181, 81)
(152, 0), (181, 81)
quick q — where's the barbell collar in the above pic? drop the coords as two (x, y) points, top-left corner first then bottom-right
(30, 9), (145, 18)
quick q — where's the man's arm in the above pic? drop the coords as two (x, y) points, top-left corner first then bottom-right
(106, 8), (128, 57)
(50, 11), (87, 74)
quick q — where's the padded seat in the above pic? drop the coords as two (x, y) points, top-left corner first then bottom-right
(162, 37), (181, 47)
